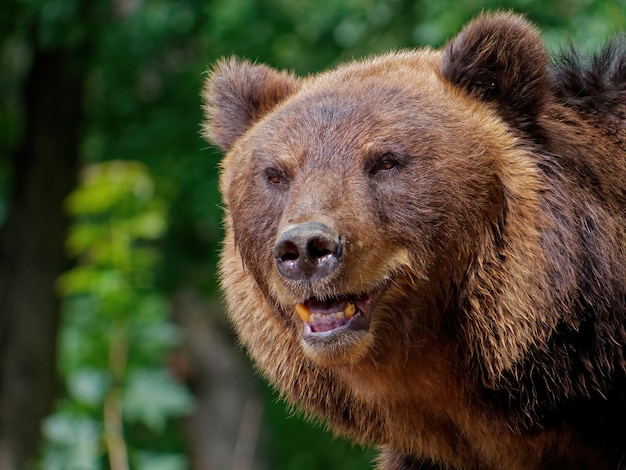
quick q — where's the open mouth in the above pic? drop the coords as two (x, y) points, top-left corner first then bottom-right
(294, 293), (374, 336)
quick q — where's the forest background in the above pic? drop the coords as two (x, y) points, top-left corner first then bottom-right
(1, 0), (624, 468)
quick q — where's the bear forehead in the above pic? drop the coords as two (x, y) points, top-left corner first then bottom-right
(304, 50), (444, 92)
(294, 50), (448, 115)
(249, 51), (471, 154)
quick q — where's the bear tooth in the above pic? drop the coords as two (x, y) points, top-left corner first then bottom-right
(344, 302), (356, 319)
(295, 303), (311, 322)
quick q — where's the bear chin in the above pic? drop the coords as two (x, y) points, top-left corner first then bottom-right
(300, 327), (376, 367)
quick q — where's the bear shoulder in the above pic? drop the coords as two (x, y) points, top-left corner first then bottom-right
(552, 36), (626, 134)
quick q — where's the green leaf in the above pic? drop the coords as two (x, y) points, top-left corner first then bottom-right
(67, 368), (110, 407)
(66, 224), (103, 257)
(122, 368), (194, 433)
(65, 161), (155, 216)
(41, 414), (101, 470)
(57, 266), (102, 296)
(58, 267), (126, 299)
(133, 451), (188, 470)
(131, 209), (167, 239)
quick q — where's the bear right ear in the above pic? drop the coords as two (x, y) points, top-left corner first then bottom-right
(202, 58), (301, 151)
(441, 12), (551, 131)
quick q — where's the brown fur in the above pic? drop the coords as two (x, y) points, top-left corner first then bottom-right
(202, 12), (626, 470)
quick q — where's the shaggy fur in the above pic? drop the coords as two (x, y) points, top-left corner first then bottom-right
(202, 12), (626, 470)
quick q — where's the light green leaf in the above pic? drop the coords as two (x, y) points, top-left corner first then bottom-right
(57, 266), (101, 296)
(66, 224), (104, 257)
(122, 368), (194, 432)
(41, 414), (101, 470)
(133, 451), (188, 470)
(67, 368), (110, 406)
(131, 210), (167, 239)
(58, 267), (126, 298)
(65, 161), (155, 215)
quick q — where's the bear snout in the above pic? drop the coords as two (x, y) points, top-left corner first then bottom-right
(273, 222), (343, 281)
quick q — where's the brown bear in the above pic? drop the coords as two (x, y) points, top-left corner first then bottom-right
(202, 12), (626, 470)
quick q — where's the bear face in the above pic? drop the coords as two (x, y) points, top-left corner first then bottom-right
(203, 12), (626, 470)
(206, 15), (552, 375)
(214, 51), (519, 368)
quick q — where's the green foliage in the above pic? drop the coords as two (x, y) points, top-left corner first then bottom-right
(123, 369), (193, 433)
(42, 162), (193, 470)
(42, 415), (101, 470)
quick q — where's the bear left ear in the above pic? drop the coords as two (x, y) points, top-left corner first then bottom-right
(441, 12), (550, 130)
(202, 57), (301, 152)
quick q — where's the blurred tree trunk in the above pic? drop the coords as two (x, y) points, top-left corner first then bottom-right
(0, 47), (83, 469)
(171, 291), (265, 470)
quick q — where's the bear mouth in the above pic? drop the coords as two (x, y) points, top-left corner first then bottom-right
(294, 293), (374, 337)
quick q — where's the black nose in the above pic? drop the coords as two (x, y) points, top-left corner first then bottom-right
(273, 222), (343, 281)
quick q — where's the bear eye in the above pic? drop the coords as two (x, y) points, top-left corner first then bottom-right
(378, 158), (397, 171)
(369, 153), (400, 175)
(265, 168), (288, 186)
(269, 174), (283, 184)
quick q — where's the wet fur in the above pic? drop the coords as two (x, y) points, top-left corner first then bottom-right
(203, 13), (626, 470)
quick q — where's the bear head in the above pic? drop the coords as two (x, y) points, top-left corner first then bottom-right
(203, 13), (552, 375)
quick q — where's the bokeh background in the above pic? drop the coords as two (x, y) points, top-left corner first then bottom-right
(1, 0), (624, 469)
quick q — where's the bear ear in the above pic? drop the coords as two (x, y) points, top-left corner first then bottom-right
(202, 57), (301, 151)
(441, 12), (550, 130)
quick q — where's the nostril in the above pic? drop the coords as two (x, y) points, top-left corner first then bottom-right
(307, 238), (333, 260)
(278, 241), (300, 261)
(306, 238), (340, 260)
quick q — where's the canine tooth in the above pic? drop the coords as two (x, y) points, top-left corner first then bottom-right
(344, 302), (356, 319)
(295, 303), (311, 322)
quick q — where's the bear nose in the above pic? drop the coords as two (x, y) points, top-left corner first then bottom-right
(273, 222), (343, 281)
